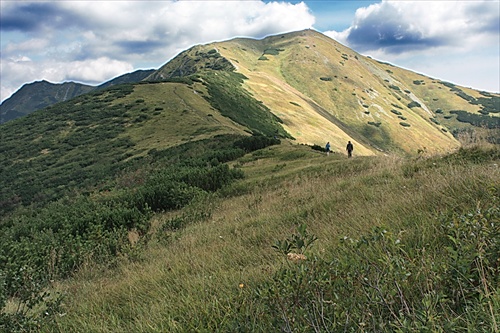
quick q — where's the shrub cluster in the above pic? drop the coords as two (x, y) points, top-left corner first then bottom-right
(450, 110), (500, 129)
(0, 132), (279, 331)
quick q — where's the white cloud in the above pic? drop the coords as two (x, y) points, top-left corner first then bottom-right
(66, 57), (135, 83)
(326, 0), (499, 53)
(1, 1), (315, 102)
(324, 0), (500, 92)
(0, 56), (133, 101)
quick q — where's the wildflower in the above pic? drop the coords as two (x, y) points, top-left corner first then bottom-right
(239, 283), (245, 289)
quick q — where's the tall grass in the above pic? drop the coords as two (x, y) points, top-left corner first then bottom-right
(44, 144), (499, 332)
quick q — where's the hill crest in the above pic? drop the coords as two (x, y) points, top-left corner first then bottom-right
(150, 29), (499, 155)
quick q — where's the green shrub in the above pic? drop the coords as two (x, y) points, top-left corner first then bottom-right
(234, 134), (281, 152)
(450, 110), (500, 128)
(263, 48), (281, 56)
(310, 144), (326, 152)
(407, 101), (421, 108)
(368, 121), (382, 127)
(400, 122), (411, 127)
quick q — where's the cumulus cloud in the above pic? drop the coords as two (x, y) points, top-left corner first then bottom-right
(325, 0), (499, 54)
(1, 1), (314, 102)
(0, 56), (133, 101)
(324, 0), (499, 92)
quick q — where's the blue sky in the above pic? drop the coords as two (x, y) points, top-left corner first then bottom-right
(1, 1), (499, 103)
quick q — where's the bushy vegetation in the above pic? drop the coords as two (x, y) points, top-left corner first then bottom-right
(0, 129), (280, 331)
(407, 101), (421, 108)
(0, 84), (137, 215)
(263, 48), (282, 56)
(202, 71), (292, 139)
(36, 144), (499, 333)
(450, 110), (500, 129)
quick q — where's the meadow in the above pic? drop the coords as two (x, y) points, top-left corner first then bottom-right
(23, 140), (499, 332)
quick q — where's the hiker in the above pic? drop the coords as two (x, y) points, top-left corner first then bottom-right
(346, 141), (353, 158)
(325, 142), (331, 156)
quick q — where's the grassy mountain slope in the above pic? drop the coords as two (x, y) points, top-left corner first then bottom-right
(44, 143), (500, 332)
(150, 29), (499, 155)
(0, 80), (252, 214)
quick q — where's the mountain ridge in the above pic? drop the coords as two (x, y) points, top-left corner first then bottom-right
(148, 29), (498, 154)
(2, 29), (498, 153)
(0, 69), (155, 124)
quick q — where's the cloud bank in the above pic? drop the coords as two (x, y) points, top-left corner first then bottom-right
(325, 0), (499, 92)
(1, 1), (315, 101)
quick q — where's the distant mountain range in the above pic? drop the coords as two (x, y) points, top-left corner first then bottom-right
(0, 69), (155, 124)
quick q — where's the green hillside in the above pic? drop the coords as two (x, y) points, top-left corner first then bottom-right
(3, 142), (498, 332)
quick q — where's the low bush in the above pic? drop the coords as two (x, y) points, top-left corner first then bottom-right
(407, 101), (421, 108)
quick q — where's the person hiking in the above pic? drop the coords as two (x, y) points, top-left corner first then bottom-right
(346, 141), (353, 157)
(325, 142), (331, 156)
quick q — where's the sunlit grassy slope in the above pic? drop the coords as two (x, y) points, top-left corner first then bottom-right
(47, 142), (499, 332)
(151, 29), (499, 156)
(112, 82), (248, 152)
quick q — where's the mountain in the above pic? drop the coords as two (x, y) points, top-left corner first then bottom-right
(0, 69), (155, 124)
(147, 29), (499, 155)
(97, 69), (155, 89)
(0, 80), (94, 124)
(1, 30), (499, 330)
(1, 29), (499, 214)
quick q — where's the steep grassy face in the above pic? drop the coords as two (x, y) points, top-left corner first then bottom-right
(148, 47), (293, 139)
(208, 30), (498, 156)
(213, 31), (456, 155)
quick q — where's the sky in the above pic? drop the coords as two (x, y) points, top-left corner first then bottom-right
(1, 0), (499, 103)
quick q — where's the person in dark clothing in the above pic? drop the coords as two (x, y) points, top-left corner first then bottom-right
(346, 141), (353, 157)
(325, 142), (331, 156)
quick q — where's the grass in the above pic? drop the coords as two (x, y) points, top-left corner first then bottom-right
(44, 142), (499, 332)
(213, 29), (470, 155)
